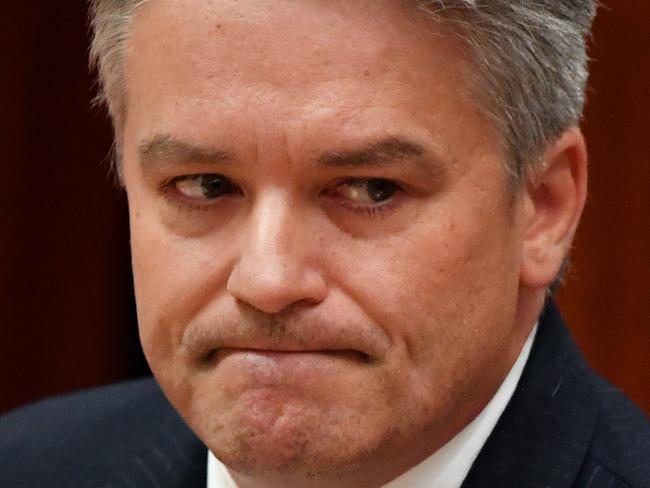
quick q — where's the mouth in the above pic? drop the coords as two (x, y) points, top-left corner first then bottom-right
(202, 347), (372, 366)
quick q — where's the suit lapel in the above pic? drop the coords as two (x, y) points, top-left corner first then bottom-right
(461, 301), (599, 488)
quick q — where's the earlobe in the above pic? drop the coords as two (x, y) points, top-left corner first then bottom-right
(519, 128), (588, 289)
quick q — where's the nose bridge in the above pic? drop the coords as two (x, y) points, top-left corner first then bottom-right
(226, 188), (327, 313)
(249, 188), (297, 259)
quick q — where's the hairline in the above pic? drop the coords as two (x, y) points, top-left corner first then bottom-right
(91, 0), (561, 192)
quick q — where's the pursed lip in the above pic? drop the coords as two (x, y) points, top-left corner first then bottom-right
(180, 317), (392, 366)
(203, 346), (371, 365)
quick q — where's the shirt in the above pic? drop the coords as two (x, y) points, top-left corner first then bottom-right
(208, 325), (537, 488)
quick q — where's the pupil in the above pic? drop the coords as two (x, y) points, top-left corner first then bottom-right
(201, 175), (230, 198)
(367, 179), (396, 202)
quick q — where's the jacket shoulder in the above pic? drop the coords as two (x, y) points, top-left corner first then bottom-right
(0, 378), (205, 488)
(0, 378), (163, 453)
(577, 374), (650, 488)
(462, 302), (650, 488)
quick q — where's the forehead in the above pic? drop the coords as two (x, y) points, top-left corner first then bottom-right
(125, 0), (474, 112)
(121, 0), (501, 168)
(127, 0), (460, 71)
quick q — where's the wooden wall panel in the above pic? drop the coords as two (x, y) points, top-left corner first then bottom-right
(0, 4), (146, 414)
(557, 1), (650, 413)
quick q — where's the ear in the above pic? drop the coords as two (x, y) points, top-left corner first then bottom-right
(519, 128), (588, 289)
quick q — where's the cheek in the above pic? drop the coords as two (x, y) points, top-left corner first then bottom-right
(338, 215), (521, 430)
(130, 226), (239, 416)
(129, 208), (230, 372)
(336, 203), (521, 365)
(130, 228), (178, 372)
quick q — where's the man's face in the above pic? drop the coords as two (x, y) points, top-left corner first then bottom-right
(122, 0), (532, 484)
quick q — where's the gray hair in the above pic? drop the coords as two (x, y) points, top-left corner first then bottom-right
(88, 0), (597, 186)
(416, 1), (598, 186)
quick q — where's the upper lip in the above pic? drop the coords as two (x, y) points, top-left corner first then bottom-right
(181, 319), (390, 364)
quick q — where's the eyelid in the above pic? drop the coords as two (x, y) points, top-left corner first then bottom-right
(326, 177), (405, 219)
(333, 177), (405, 195)
(159, 173), (241, 213)
(334, 176), (404, 187)
(163, 173), (239, 194)
(159, 174), (406, 219)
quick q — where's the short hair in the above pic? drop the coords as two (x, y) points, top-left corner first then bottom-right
(89, 0), (598, 186)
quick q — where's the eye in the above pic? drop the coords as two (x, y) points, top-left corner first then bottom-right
(335, 178), (401, 204)
(172, 174), (238, 200)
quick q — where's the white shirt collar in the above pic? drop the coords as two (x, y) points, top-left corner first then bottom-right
(208, 325), (537, 488)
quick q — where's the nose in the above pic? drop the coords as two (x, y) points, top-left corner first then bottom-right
(226, 190), (328, 314)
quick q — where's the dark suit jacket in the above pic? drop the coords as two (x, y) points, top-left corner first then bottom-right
(1, 302), (649, 487)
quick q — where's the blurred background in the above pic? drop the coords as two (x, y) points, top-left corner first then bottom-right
(1, 2), (648, 415)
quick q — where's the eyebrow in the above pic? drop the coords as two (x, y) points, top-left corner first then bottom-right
(317, 136), (446, 175)
(138, 134), (235, 167)
(137, 134), (446, 175)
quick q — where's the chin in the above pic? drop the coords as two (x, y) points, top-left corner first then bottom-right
(209, 425), (371, 479)
(196, 393), (389, 479)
